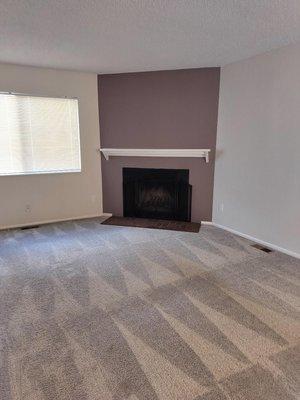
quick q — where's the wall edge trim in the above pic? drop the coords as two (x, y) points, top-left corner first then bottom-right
(213, 223), (300, 259)
(0, 213), (110, 231)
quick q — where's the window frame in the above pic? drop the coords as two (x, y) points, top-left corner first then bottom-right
(0, 91), (82, 177)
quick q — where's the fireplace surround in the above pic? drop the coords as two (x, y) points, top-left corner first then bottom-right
(123, 168), (192, 221)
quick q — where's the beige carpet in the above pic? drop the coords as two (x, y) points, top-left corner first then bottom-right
(0, 217), (299, 399)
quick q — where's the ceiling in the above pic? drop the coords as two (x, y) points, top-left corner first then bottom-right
(1, 0), (300, 74)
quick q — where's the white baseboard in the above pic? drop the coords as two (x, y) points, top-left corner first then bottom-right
(213, 223), (300, 259)
(201, 221), (213, 225)
(102, 213), (113, 218)
(0, 213), (109, 231)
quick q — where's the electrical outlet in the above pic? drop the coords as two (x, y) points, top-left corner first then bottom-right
(25, 204), (31, 213)
(220, 203), (224, 213)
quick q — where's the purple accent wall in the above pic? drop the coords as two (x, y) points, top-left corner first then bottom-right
(98, 68), (220, 222)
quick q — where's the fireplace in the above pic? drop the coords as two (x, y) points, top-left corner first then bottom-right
(123, 168), (192, 221)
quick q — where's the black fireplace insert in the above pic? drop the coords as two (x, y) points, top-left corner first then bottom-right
(123, 168), (192, 221)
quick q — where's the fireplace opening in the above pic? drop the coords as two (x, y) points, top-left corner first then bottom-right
(123, 168), (192, 221)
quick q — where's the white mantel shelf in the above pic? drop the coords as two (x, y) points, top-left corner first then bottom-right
(99, 148), (211, 163)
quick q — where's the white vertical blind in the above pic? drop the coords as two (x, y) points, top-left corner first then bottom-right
(0, 93), (81, 175)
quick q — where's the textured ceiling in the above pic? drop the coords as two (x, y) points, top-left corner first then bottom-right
(0, 0), (300, 73)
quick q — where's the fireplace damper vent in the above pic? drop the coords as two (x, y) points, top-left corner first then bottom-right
(123, 168), (192, 221)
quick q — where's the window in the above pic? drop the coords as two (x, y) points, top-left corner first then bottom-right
(0, 93), (81, 175)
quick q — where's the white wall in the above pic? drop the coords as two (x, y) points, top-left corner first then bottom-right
(213, 42), (300, 257)
(0, 63), (103, 228)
